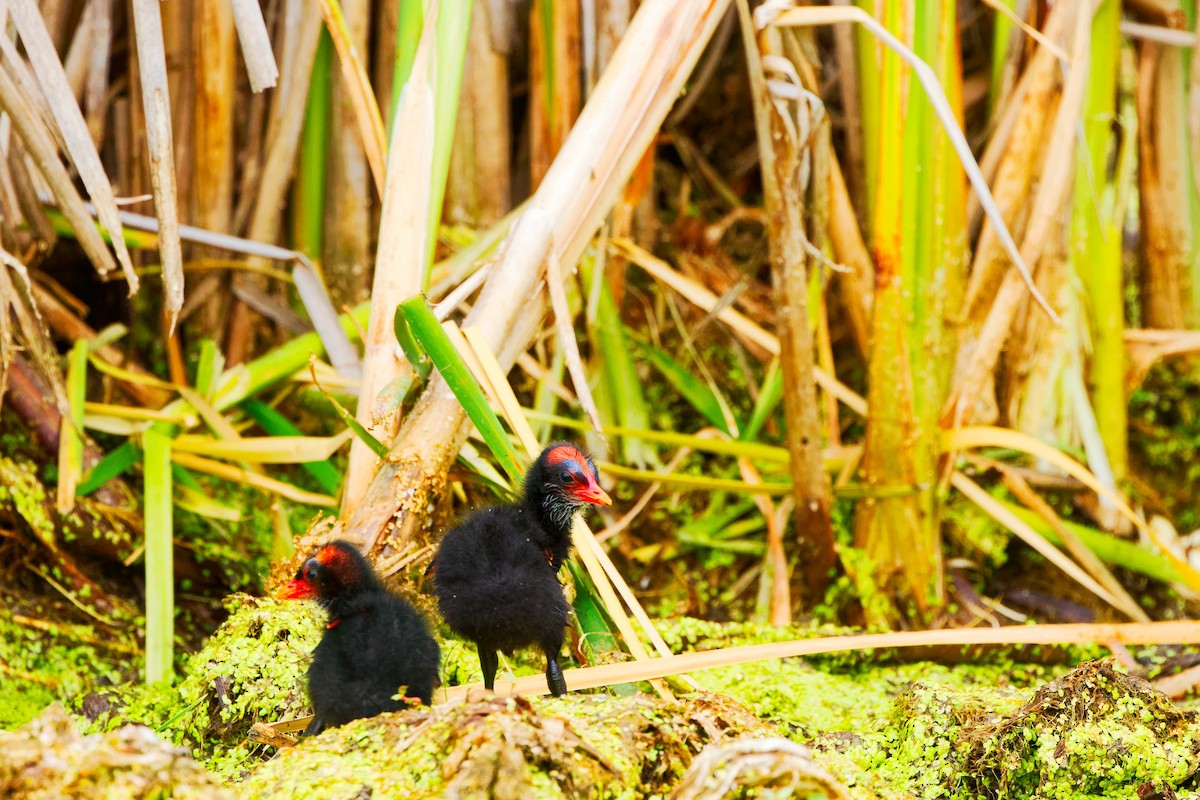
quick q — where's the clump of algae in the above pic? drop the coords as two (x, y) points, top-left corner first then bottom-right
(0, 704), (232, 800)
(0, 607), (125, 730)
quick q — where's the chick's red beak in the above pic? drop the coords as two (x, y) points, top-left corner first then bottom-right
(576, 478), (612, 507)
(278, 578), (316, 600)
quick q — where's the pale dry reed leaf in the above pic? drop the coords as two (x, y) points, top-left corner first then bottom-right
(293, 264), (361, 379)
(1121, 19), (1196, 47)
(9, 0), (137, 293)
(545, 249), (603, 432)
(171, 452), (337, 508)
(978, 0), (1070, 62)
(228, 0), (280, 91)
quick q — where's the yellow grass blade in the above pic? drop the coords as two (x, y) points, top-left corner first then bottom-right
(172, 430), (353, 464)
(943, 425), (1200, 593)
(170, 452), (337, 508)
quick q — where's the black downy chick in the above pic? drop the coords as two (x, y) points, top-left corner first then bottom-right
(280, 540), (441, 735)
(429, 442), (611, 697)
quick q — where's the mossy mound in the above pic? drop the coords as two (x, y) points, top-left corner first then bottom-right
(813, 659), (1200, 799)
(236, 691), (777, 799)
(0, 704), (232, 799)
(82, 594), (323, 777)
(962, 659), (1200, 797)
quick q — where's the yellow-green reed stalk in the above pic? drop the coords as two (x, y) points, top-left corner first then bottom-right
(852, 0), (965, 624)
(988, 0), (1017, 118)
(142, 427), (174, 684)
(294, 29), (332, 259)
(1072, 0), (1126, 479)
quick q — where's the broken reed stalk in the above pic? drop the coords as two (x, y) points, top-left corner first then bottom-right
(337, 0), (734, 560)
(129, 0), (184, 332)
(226, 3), (323, 365)
(341, 1), (440, 518)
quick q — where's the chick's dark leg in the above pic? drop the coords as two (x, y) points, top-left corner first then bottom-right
(543, 645), (567, 697)
(303, 716), (325, 737)
(478, 646), (499, 691)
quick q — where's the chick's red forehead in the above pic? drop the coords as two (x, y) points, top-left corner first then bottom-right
(546, 444), (590, 470)
(315, 544), (350, 568)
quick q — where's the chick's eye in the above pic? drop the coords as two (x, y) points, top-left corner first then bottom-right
(560, 470), (572, 483)
(303, 564), (318, 582)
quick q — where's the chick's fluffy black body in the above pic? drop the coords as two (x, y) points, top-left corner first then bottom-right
(289, 541), (440, 735)
(432, 503), (571, 657)
(431, 442), (610, 696)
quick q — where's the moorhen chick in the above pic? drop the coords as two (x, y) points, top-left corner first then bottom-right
(280, 540), (441, 735)
(429, 442), (611, 696)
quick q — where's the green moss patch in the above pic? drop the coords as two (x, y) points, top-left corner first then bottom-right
(0, 608), (125, 730)
(82, 594), (323, 777)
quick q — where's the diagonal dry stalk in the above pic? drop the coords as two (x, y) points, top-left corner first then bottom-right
(332, 0), (732, 568)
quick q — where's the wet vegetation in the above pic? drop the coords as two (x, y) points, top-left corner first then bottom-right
(1, 0), (1200, 797)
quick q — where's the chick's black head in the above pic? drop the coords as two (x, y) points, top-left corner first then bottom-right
(525, 442), (611, 532)
(280, 540), (378, 606)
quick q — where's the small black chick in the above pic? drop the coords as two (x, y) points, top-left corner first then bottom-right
(430, 442), (611, 697)
(280, 540), (441, 735)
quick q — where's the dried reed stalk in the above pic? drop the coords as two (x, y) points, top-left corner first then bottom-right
(336, 0), (733, 563)
(737, 0), (834, 610)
